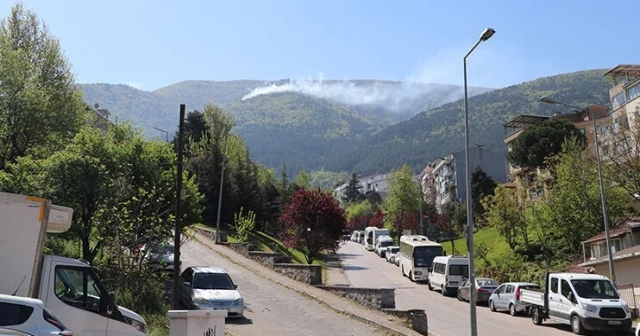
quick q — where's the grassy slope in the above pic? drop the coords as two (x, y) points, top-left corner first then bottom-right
(440, 228), (510, 267)
(193, 223), (324, 266)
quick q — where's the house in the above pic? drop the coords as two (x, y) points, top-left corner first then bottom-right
(333, 173), (390, 204)
(579, 218), (640, 292)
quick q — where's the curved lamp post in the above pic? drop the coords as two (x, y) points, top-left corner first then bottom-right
(540, 96), (616, 285)
(463, 27), (495, 336)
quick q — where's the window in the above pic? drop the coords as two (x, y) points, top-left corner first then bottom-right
(54, 266), (105, 314)
(0, 302), (34, 326)
(550, 277), (559, 294)
(571, 279), (619, 299)
(496, 285), (505, 294)
(505, 285), (514, 294)
(628, 84), (640, 101)
(561, 279), (573, 299)
(192, 273), (235, 290)
(612, 92), (627, 109)
(448, 264), (469, 277)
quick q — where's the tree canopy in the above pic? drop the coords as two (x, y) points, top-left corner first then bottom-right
(507, 118), (587, 170)
(279, 188), (346, 264)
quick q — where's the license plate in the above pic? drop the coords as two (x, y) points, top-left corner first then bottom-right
(608, 320), (621, 325)
(450, 282), (458, 285)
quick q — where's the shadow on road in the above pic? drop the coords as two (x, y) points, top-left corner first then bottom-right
(226, 316), (253, 325)
(342, 265), (368, 271)
(337, 253), (361, 259)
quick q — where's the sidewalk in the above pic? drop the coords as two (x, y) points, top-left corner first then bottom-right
(191, 231), (423, 336)
(324, 252), (352, 286)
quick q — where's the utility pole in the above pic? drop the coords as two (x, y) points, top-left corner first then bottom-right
(215, 154), (226, 243)
(172, 104), (185, 310)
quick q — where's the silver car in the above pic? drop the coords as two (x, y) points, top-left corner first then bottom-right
(488, 282), (540, 316)
(385, 246), (399, 263)
(179, 266), (245, 317)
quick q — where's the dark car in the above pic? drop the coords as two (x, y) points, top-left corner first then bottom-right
(457, 278), (500, 304)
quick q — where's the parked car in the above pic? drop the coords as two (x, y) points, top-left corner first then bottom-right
(146, 242), (181, 273)
(394, 254), (400, 266)
(375, 236), (394, 257)
(179, 266), (245, 317)
(457, 278), (500, 304)
(385, 246), (399, 263)
(636, 320), (639, 336)
(0, 294), (73, 336)
(488, 282), (540, 316)
(429, 256), (469, 296)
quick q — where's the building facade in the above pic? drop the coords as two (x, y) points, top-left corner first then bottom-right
(427, 146), (507, 212)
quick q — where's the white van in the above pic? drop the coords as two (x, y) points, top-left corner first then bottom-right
(428, 256), (469, 296)
(363, 227), (390, 251)
(375, 236), (394, 257)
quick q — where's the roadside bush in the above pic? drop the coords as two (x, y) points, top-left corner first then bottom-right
(234, 206), (256, 242)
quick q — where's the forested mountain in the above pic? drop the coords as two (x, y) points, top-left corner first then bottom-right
(323, 69), (611, 174)
(79, 80), (490, 174)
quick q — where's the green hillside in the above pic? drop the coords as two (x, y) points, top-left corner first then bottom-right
(323, 69), (611, 174)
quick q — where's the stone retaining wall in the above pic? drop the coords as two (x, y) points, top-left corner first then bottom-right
(274, 263), (322, 285)
(315, 286), (395, 310)
(382, 309), (428, 335)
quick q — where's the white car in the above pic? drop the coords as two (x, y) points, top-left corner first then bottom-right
(385, 246), (399, 263)
(0, 294), (72, 336)
(636, 320), (639, 336)
(179, 266), (245, 317)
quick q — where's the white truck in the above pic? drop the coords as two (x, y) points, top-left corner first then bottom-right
(0, 192), (147, 335)
(520, 272), (632, 335)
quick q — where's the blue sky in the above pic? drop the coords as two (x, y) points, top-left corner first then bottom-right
(3, 0), (637, 91)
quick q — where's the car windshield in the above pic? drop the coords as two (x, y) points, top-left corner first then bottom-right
(192, 273), (236, 290)
(571, 279), (619, 299)
(476, 279), (499, 286)
(152, 244), (174, 254)
(390, 247), (399, 254)
(380, 241), (393, 248)
(413, 246), (443, 268)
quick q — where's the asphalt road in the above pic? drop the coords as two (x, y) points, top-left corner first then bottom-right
(338, 241), (578, 336)
(180, 237), (385, 336)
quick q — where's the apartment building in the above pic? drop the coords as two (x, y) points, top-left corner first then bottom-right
(424, 146), (506, 212)
(601, 64), (640, 157)
(503, 105), (609, 201)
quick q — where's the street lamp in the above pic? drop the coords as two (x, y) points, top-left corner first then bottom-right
(540, 96), (616, 285)
(463, 27), (495, 336)
(215, 136), (229, 244)
(152, 126), (169, 142)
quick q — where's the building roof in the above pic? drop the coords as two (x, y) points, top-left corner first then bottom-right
(579, 244), (640, 267)
(603, 64), (640, 78)
(583, 217), (640, 244)
(583, 227), (632, 244)
(503, 114), (549, 129)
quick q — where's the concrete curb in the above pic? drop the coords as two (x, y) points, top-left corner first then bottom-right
(191, 233), (426, 336)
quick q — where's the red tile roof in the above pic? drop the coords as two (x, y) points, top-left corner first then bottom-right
(583, 227), (631, 244)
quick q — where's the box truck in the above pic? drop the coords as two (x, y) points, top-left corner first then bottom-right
(0, 192), (147, 335)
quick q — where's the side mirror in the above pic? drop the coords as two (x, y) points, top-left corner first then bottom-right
(234, 284), (238, 289)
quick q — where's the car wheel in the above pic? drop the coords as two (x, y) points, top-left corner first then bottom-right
(489, 300), (496, 312)
(441, 285), (447, 296)
(409, 271), (414, 282)
(571, 315), (585, 335)
(401, 265), (405, 277)
(457, 290), (464, 301)
(428, 281), (433, 291)
(509, 303), (517, 316)
(531, 307), (542, 325)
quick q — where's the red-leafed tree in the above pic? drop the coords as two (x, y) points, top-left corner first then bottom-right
(434, 212), (459, 251)
(369, 209), (384, 228)
(390, 212), (420, 237)
(279, 188), (347, 264)
(347, 213), (373, 231)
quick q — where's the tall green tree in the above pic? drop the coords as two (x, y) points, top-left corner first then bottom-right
(507, 119), (586, 170)
(343, 173), (364, 203)
(382, 165), (420, 241)
(0, 3), (85, 169)
(470, 166), (497, 227)
(535, 139), (628, 258)
(482, 185), (529, 251)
